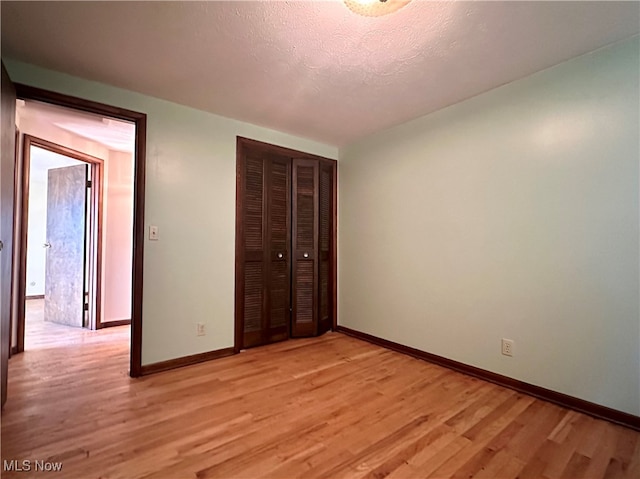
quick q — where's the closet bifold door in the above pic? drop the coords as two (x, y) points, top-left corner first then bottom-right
(291, 159), (319, 337)
(317, 161), (334, 335)
(264, 155), (291, 344)
(237, 148), (291, 349)
(238, 151), (266, 349)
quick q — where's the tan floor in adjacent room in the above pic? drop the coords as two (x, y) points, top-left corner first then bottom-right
(22, 299), (130, 350)
(1, 303), (638, 479)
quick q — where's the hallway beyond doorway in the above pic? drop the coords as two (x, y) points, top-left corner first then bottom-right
(24, 299), (130, 350)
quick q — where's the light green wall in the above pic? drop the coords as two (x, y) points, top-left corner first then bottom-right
(4, 59), (338, 365)
(339, 37), (640, 415)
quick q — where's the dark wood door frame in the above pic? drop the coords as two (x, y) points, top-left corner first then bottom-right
(13, 84), (146, 377)
(1, 61), (17, 408)
(16, 135), (105, 352)
(9, 127), (20, 357)
(234, 136), (337, 352)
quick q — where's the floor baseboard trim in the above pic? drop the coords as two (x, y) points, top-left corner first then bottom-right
(99, 319), (131, 328)
(139, 347), (236, 376)
(336, 325), (640, 431)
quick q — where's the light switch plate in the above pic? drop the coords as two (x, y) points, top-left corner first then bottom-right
(149, 225), (159, 241)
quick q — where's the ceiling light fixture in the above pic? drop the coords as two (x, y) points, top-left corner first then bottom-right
(344, 0), (411, 17)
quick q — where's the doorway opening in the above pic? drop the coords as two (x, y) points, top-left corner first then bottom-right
(15, 100), (135, 355)
(9, 84), (146, 377)
(20, 136), (109, 349)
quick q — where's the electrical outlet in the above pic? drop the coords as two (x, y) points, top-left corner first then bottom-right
(197, 323), (205, 336)
(501, 338), (514, 357)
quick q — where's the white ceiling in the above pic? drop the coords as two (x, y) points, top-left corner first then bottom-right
(18, 100), (136, 153)
(2, 1), (639, 147)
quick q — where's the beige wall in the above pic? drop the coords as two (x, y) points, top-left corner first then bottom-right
(103, 150), (134, 322)
(339, 37), (640, 415)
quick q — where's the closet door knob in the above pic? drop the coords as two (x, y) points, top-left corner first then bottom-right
(303, 253), (309, 258)
(277, 253), (283, 259)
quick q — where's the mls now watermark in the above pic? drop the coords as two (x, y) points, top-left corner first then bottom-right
(3, 459), (63, 472)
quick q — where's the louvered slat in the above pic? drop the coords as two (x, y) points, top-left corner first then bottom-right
(320, 260), (329, 319)
(270, 160), (288, 251)
(268, 158), (290, 332)
(296, 165), (315, 192)
(318, 163), (332, 334)
(292, 159), (318, 337)
(244, 263), (263, 332)
(295, 262), (314, 324)
(244, 157), (263, 250)
(296, 166), (315, 250)
(270, 260), (288, 328)
(241, 153), (266, 346)
(320, 167), (331, 251)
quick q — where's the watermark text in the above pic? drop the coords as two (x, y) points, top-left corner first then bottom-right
(3, 459), (63, 473)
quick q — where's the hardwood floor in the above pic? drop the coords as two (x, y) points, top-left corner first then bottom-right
(2, 309), (638, 478)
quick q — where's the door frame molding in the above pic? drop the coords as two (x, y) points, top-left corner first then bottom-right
(13, 84), (146, 377)
(234, 136), (337, 352)
(2, 61), (17, 408)
(17, 135), (105, 351)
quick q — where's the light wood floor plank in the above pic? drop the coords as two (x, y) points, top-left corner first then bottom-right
(2, 300), (638, 478)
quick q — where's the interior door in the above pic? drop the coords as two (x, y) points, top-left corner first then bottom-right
(1, 62), (17, 408)
(291, 159), (318, 337)
(44, 164), (88, 328)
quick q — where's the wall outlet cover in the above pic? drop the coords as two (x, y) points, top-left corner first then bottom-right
(502, 338), (514, 357)
(197, 322), (205, 336)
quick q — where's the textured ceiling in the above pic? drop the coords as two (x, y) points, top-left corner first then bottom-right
(2, 1), (639, 147)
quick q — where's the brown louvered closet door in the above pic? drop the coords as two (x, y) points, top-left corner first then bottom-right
(239, 151), (266, 348)
(291, 159), (319, 337)
(238, 148), (291, 348)
(264, 156), (291, 344)
(317, 161), (334, 335)
(236, 137), (336, 350)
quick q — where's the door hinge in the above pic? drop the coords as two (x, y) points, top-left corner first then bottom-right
(86, 180), (92, 188)
(84, 303), (89, 311)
